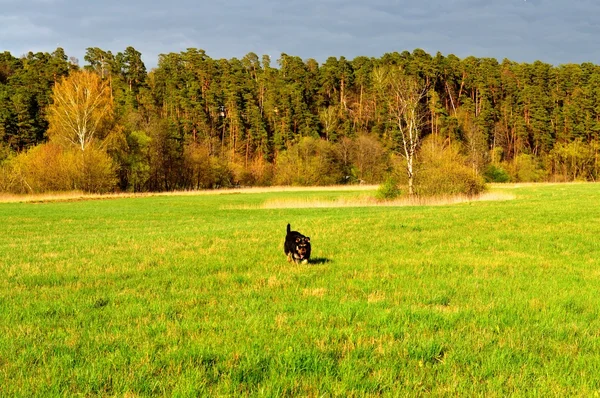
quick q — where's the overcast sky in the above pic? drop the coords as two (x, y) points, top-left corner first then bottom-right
(1, 0), (598, 69)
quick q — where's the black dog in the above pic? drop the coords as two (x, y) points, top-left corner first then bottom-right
(284, 223), (311, 264)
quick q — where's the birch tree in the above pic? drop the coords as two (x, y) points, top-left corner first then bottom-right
(376, 67), (428, 195)
(47, 70), (114, 151)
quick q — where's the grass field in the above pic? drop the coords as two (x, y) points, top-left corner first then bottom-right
(1, 183), (600, 396)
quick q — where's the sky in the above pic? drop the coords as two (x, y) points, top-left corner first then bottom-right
(1, 0), (599, 69)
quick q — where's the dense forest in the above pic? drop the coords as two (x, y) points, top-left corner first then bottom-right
(1, 46), (599, 194)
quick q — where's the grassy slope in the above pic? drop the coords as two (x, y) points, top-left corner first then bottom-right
(1, 184), (600, 396)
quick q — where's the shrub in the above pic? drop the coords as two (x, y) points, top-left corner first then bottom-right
(376, 177), (401, 200)
(349, 135), (390, 184)
(274, 137), (343, 186)
(508, 154), (546, 182)
(180, 141), (235, 189)
(417, 164), (485, 196)
(415, 136), (486, 196)
(0, 158), (18, 193)
(183, 142), (214, 189)
(208, 156), (234, 188)
(549, 139), (597, 181)
(12, 143), (77, 193)
(483, 164), (510, 183)
(77, 147), (118, 193)
(247, 156), (274, 186)
(228, 155), (274, 187)
(1, 143), (117, 194)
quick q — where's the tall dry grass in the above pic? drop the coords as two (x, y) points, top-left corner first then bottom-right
(237, 191), (516, 209)
(0, 185), (379, 204)
(0, 185), (521, 206)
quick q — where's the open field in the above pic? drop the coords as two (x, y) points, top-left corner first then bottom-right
(1, 183), (600, 396)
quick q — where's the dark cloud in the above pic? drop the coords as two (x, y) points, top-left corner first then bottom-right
(1, 0), (599, 68)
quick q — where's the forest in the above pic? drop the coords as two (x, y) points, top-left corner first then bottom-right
(0, 46), (599, 194)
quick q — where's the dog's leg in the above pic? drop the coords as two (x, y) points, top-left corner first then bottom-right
(287, 253), (293, 263)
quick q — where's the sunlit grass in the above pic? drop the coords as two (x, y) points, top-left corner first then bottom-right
(252, 191), (515, 209)
(1, 183), (600, 395)
(0, 184), (378, 204)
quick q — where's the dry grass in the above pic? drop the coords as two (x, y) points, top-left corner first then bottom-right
(0, 191), (136, 204)
(0, 186), (515, 207)
(247, 191), (516, 209)
(0, 185), (378, 204)
(1, 182), (594, 204)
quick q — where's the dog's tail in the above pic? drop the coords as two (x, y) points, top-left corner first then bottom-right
(287, 223), (291, 234)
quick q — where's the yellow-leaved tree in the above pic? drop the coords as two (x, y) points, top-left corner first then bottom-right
(42, 70), (117, 192)
(47, 70), (114, 151)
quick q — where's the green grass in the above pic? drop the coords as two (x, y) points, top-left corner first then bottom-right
(1, 184), (600, 396)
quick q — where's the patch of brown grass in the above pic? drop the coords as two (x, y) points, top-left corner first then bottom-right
(2, 182), (594, 204)
(0, 191), (138, 204)
(0, 185), (378, 204)
(253, 191), (515, 209)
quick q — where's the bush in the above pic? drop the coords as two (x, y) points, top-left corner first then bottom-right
(508, 154), (546, 182)
(274, 137), (343, 186)
(238, 156), (274, 186)
(415, 136), (486, 196)
(549, 139), (597, 181)
(183, 142), (214, 189)
(181, 142), (235, 189)
(0, 143), (117, 194)
(78, 147), (118, 193)
(10, 143), (77, 193)
(417, 164), (486, 196)
(0, 158), (18, 193)
(349, 135), (390, 184)
(209, 157), (234, 188)
(483, 164), (510, 183)
(376, 177), (401, 200)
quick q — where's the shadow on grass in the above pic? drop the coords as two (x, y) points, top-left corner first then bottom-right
(309, 257), (331, 265)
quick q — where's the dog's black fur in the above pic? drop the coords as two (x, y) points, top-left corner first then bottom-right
(284, 223), (311, 264)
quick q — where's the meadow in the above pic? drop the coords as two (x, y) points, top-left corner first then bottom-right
(1, 183), (600, 396)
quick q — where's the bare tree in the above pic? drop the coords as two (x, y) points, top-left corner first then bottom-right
(376, 67), (428, 195)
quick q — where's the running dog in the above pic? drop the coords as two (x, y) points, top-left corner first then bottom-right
(284, 223), (311, 264)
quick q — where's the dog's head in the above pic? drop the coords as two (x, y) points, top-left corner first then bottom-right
(294, 236), (311, 259)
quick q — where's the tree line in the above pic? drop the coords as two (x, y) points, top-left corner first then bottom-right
(1, 46), (599, 194)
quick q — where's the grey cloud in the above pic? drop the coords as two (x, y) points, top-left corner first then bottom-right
(2, 0), (600, 67)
